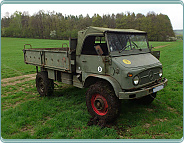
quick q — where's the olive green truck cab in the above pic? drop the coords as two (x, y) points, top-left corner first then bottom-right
(23, 27), (167, 122)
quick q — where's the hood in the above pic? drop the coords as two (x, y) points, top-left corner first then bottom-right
(113, 53), (161, 69)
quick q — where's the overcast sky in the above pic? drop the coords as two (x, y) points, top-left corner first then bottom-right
(1, 4), (183, 30)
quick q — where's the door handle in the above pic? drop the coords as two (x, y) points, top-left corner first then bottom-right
(82, 60), (87, 62)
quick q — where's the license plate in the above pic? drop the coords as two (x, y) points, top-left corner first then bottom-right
(153, 85), (164, 93)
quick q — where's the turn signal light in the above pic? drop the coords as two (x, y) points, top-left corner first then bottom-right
(127, 73), (133, 77)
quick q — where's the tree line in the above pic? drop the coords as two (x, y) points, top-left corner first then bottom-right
(1, 10), (175, 41)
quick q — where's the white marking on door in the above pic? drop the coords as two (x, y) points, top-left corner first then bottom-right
(98, 66), (102, 72)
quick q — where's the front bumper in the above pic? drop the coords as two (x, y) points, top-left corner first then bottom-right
(119, 78), (168, 99)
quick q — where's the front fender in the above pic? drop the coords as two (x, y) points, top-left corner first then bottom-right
(85, 74), (122, 98)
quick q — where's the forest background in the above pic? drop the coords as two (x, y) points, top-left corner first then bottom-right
(1, 10), (177, 41)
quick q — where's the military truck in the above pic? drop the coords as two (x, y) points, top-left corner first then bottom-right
(23, 26), (167, 122)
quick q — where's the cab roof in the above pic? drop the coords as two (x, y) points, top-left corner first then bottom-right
(79, 26), (146, 35)
(76, 26), (147, 55)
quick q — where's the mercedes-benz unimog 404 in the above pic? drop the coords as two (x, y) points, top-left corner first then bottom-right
(23, 27), (167, 122)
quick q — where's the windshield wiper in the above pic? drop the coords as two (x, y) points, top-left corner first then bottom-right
(131, 41), (142, 51)
(119, 44), (131, 53)
(131, 41), (138, 48)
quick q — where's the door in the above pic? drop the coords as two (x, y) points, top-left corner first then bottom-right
(77, 35), (109, 75)
(80, 55), (106, 74)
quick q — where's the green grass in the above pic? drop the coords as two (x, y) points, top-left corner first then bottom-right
(1, 37), (69, 79)
(149, 41), (174, 47)
(1, 38), (183, 139)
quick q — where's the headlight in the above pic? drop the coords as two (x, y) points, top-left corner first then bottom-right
(133, 76), (139, 85)
(159, 69), (163, 77)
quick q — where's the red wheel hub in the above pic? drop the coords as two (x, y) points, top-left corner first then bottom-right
(91, 94), (108, 116)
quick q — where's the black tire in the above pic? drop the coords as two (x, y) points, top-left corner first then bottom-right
(36, 71), (54, 96)
(133, 93), (156, 105)
(86, 81), (120, 122)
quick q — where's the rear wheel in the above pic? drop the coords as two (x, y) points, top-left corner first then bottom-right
(86, 81), (120, 122)
(36, 71), (54, 96)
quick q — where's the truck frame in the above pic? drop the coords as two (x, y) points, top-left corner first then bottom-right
(23, 26), (167, 122)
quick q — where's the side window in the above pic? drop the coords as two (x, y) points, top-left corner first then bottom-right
(95, 37), (106, 44)
(81, 36), (97, 55)
(95, 37), (108, 55)
(81, 36), (108, 55)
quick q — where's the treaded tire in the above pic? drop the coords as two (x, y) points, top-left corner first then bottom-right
(134, 93), (157, 105)
(36, 71), (54, 96)
(86, 81), (120, 122)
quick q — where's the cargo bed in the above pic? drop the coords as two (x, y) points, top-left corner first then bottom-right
(23, 46), (75, 73)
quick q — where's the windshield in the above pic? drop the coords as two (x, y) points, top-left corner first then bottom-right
(107, 33), (149, 53)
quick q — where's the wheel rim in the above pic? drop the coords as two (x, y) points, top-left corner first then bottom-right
(38, 78), (44, 93)
(91, 94), (108, 116)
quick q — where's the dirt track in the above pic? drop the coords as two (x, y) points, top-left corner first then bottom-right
(153, 44), (170, 49)
(1, 73), (36, 87)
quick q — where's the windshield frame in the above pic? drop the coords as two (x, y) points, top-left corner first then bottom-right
(105, 32), (150, 56)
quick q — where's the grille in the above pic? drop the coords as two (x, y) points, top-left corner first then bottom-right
(139, 68), (160, 85)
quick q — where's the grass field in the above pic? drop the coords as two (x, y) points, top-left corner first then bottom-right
(1, 37), (183, 139)
(1, 37), (69, 79)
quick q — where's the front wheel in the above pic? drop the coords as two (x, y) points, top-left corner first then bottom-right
(36, 71), (54, 96)
(86, 81), (120, 122)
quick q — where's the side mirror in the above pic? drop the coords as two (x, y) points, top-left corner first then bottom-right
(94, 45), (103, 56)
